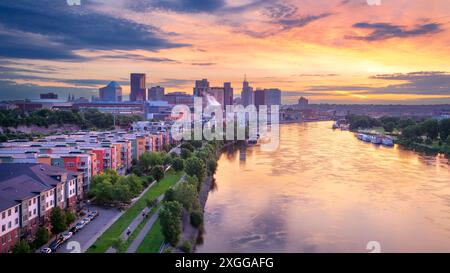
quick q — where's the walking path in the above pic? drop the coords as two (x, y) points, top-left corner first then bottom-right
(106, 174), (185, 253)
(125, 175), (185, 253)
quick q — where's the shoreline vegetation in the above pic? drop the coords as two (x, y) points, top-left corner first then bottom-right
(346, 114), (450, 156)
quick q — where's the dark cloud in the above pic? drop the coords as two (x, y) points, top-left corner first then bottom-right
(346, 22), (443, 41)
(97, 53), (178, 63)
(277, 13), (332, 31)
(153, 78), (192, 88)
(127, 0), (226, 13)
(0, 80), (96, 101)
(0, 0), (188, 60)
(190, 62), (216, 66)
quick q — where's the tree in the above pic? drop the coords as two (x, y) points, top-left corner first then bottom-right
(420, 119), (439, 140)
(190, 211), (203, 228)
(191, 140), (203, 149)
(88, 173), (114, 204)
(172, 158), (185, 172)
(447, 135), (450, 146)
(32, 227), (50, 249)
(112, 238), (127, 253)
(208, 159), (218, 175)
(65, 210), (76, 226)
(174, 183), (199, 211)
(185, 175), (199, 191)
(159, 201), (183, 246)
(402, 125), (420, 141)
(151, 165), (165, 181)
(127, 174), (143, 197)
(440, 119), (450, 141)
(180, 142), (195, 152)
(383, 122), (396, 133)
(13, 240), (31, 253)
(164, 188), (176, 202)
(146, 198), (158, 208)
(51, 207), (67, 234)
(180, 148), (192, 159)
(112, 180), (132, 203)
(163, 154), (173, 167)
(139, 152), (163, 173)
(185, 157), (207, 183)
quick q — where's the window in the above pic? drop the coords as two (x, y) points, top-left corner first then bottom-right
(33, 198), (36, 204)
(8, 222), (11, 229)
(15, 218), (18, 225)
(1, 225), (5, 232)
(7, 209), (11, 216)
(28, 211), (31, 217)
(50, 200), (53, 206)
(1, 212), (4, 219)
(14, 207), (18, 213)
(29, 200), (31, 206)
(33, 209), (36, 215)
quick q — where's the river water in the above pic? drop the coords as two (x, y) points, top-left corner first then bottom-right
(196, 121), (450, 253)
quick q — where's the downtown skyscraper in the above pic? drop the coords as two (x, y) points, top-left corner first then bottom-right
(130, 73), (146, 101)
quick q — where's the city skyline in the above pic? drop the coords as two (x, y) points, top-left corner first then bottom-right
(0, 0), (450, 104)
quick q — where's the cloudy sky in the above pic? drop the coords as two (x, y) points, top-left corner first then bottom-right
(0, 0), (450, 104)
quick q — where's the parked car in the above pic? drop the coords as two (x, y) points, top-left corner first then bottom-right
(70, 226), (78, 234)
(41, 247), (52, 254)
(90, 210), (99, 218)
(83, 217), (90, 224)
(75, 221), (85, 231)
(61, 232), (73, 241)
(49, 240), (62, 252)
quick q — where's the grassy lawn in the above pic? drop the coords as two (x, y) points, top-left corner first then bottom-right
(86, 171), (182, 253)
(136, 218), (164, 253)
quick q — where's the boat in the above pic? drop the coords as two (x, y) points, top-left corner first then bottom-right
(362, 135), (372, 142)
(357, 133), (365, 140)
(371, 136), (382, 145)
(382, 137), (394, 147)
(332, 122), (340, 129)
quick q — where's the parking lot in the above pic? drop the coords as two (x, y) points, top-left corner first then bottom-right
(44, 206), (121, 253)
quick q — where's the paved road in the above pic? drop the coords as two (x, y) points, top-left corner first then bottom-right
(58, 206), (121, 253)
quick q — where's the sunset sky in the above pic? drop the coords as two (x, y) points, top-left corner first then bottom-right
(1, 0), (450, 104)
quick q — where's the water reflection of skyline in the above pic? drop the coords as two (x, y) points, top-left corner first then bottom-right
(197, 121), (450, 253)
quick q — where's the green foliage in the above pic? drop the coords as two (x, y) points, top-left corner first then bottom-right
(163, 154), (173, 166)
(190, 140), (203, 149)
(112, 238), (127, 253)
(207, 159), (218, 175)
(185, 175), (199, 191)
(185, 157), (206, 183)
(440, 119), (450, 141)
(139, 152), (164, 174)
(180, 148), (192, 159)
(13, 240), (31, 253)
(151, 165), (165, 182)
(420, 119), (439, 140)
(383, 122), (396, 133)
(65, 210), (76, 226)
(50, 207), (67, 234)
(172, 158), (185, 172)
(180, 241), (192, 253)
(146, 198), (158, 208)
(190, 210), (203, 228)
(32, 227), (50, 249)
(89, 170), (144, 204)
(346, 115), (381, 130)
(159, 201), (183, 246)
(173, 183), (199, 212)
(164, 188), (176, 202)
(180, 142), (195, 152)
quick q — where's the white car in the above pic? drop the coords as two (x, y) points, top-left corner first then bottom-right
(41, 247), (52, 253)
(75, 221), (85, 231)
(61, 232), (73, 241)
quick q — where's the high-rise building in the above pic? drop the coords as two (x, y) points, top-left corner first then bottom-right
(254, 88), (282, 109)
(99, 81), (123, 102)
(193, 79), (210, 97)
(130, 73), (146, 101)
(40, 92), (58, 100)
(265, 88), (282, 106)
(223, 82), (234, 106)
(241, 76), (254, 106)
(148, 86), (165, 101)
(298, 96), (309, 108)
(254, 89), (266, 109)
(209, 87), (225, 107)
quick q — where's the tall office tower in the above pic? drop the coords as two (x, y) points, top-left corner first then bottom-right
(241, 76), (254, 106)
(99, 81), (123, 102)
(193, 79), (210, 97)
(148, 86), (165, 101)
(223, 82), (234, 106)
(209, 87), (225, 108)
(264, 88), (282, 106)
(130, 73), (146, 101)
(254, 89), (266, 109)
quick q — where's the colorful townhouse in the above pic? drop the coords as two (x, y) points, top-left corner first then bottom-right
(0, 163), (83, 253)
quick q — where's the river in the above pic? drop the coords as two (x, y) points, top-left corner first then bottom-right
(196, 121), (450, 253)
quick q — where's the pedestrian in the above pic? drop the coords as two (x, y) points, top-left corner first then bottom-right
(127, 226), (131, 237)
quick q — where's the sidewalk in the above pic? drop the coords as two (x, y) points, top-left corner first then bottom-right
(107, 174), (184, 253)
(125, 175), (185, 253)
